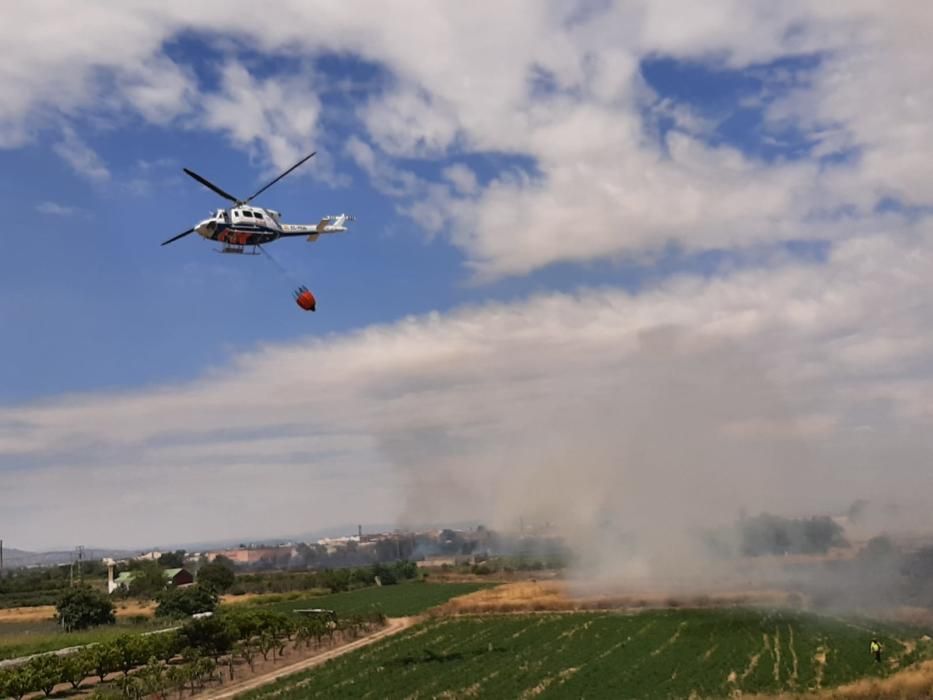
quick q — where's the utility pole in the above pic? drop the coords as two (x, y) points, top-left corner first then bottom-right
(77, 545), (85, 585)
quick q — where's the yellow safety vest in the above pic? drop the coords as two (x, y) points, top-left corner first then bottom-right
(870, 642), (880, 652)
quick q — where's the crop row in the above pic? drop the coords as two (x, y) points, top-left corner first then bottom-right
(243, 608), (930, 699)
(0, 608), (385, 700)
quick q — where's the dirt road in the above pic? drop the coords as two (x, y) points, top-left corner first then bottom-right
(200, 616), (417, 699)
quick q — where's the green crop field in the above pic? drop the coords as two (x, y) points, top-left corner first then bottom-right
(241, 608), (933, 699)
(232, 581), (493, 619)
(0, 619), (175, 661)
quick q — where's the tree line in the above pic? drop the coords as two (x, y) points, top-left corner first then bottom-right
(0, 561), (110, 608)
(0, 607), (386, 699)
(227, 560), (419, 596)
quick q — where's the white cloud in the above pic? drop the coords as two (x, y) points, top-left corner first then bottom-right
(201, 60), (321, 173)
(4, 2), (931, 275)
(442, 164), (477, 195)
(119, 56), (196, 124)
(5, 2), (933, 561)
(52, 127), (110, 183)
(361, 84), (460, 157)
(36, 201), (81, 216)
(345, 136), (424, 198)
(765, 5), (933, 208)
(4, 228), (933, 549)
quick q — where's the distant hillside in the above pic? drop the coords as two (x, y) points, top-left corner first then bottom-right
(1, 547), (134, 569)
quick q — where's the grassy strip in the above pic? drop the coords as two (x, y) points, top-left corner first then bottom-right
(0, 620), (175, 661)
(229, 582), (494, 619)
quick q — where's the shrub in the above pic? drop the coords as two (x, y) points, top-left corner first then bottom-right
(156, 584), (218, 618)
(61, 648), (95, 689)
(25, 654), (64, 697)
(0, 667), (34, 700)
(178, 616), (237, 660)
(197, 558), (236, 594)
(56, 586), (116, 631)
(90, 641), (122, 682)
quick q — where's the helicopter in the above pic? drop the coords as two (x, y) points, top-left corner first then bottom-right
(161, 151), (353, 254)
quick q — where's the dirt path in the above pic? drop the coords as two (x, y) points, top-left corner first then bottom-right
(199, 616), (417, 699)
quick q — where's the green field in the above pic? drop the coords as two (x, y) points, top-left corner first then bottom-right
(0, 619), (175, 661)
(234, 581), (493, 618)
(0, 582), (486, 663)
(241, 608), (933, 699)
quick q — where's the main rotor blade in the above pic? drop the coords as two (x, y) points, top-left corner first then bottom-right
(244, 151), (316, 204)
(183, 168), (240, 203)
(161, 228), (195, 246)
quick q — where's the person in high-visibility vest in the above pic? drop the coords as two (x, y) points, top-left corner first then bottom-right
(870, 638), (882, 662)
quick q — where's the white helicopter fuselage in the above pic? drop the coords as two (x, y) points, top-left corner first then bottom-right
(194, 207), (352, 248)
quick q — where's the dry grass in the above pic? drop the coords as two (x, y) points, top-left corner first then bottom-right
(746, 659), (933, 699)
(431, 581), (793, 616)
(0, 591), (287, 625)
(0, 606), (58, 624)
(0, 599), (157, 624)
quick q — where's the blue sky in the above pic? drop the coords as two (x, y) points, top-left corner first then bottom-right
(1, 44), (820, 401)
(3, 2), (933, 552)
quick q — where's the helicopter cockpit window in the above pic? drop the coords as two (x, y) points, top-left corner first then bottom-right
(253, 211), (264, 219)
(242, 211), (253, 217)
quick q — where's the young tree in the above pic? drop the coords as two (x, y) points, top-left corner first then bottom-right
(178, 616), (237, 661)
(0, 668), (33, 700)
(56, 586), (116, 631)
(91, 640), (122, 682)
(165, 664), (190, 700)
(113, 634), (154, 676)
(136, 656), (167, 697)
(197, 558), (236, 594)
(150, 630), (183, 663)
(155, 584), (218, 618)
(128, 560), (169, 598)
(61, 649), (95, 689)
(194, 657), (219, 689)
(235, 640), (256, 672)
(158, 550), (187, 568)
(258, 631), (277, 661)
(25, 654), (63, 697)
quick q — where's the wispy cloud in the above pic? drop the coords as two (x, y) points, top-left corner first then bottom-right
(5, 230), (933, 550)
(1, 3), (930, 274)
(35, 201), (82, 216)
(52, 126), (110, 183)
